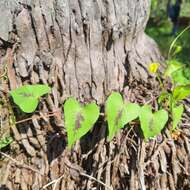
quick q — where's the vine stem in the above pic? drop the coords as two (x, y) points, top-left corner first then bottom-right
(42, 171), (113, 190)
(0, 151), (44, 175)
(15, 110), (61, 124)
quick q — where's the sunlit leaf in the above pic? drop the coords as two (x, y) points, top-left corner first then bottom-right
(10, 84), (51, 113)
(172, 105), (184, 131)
(172, 68), (190, 85)
(105, 92), (140, 141)
(173, 85), (190, 101)
(64, 98), (99, 148)
(125, 103), (141, 125)
(139, 105), (168, 140)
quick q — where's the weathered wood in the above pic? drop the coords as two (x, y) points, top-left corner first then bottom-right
(0, 0), (162, 103)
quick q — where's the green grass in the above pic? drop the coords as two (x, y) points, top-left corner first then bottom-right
(148, 1), (190, 65)
(146, 20), (190, 65)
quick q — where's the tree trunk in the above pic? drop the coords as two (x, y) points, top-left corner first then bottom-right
(0, 1), (189, 190)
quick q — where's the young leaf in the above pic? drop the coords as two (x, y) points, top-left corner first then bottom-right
(139, 105), (168, 140)
(173, 85), (190, 101)
(10, 84), (51, 113)
(172, 105), (184, 131)
(105, 92), (140, 141)
(172, 68), (190, 85)
(64, 98), (99, 148)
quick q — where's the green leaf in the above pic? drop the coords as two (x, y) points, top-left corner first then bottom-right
(139, 105), (168, 140)
(172, 68), (190, 85)
(164, 59), (183, 78)
(105, 92), (140, 141)
(172, 105), (184, 131)
(173, 85), (190, 101)
(125, 103), (141, 124)
(0, 136), (13, 149)
(64, 97), (99, 148)
(10, 84), (51, 113)
(105, 93), (124, 141)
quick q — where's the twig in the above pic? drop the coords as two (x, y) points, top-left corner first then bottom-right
(0, 151), (44, 176)
(80, 172), (113, 190)
(15, 110), (61, 124)
(42, 171), (113, 190)
(144, 139), (167, 167)
(42, 174), (65, 190)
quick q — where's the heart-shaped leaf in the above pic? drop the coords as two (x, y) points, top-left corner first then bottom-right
(139, 105), (168, 140)
(105, 92), (140, 141)
(172, 105), (184, 131)
(64, 97), (99, 148)
(10, 84), (51, 113)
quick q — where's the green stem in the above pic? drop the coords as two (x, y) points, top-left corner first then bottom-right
(168, 25), (190, 59)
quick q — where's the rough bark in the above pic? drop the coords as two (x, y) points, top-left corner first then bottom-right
(0, 1), (189, 190)
(0, 0), (162, 103)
